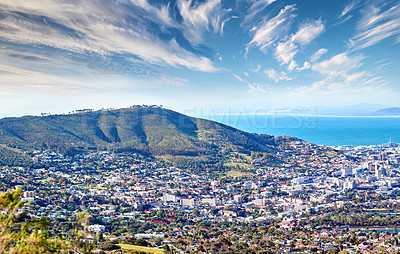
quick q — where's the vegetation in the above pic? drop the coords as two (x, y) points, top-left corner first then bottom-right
(0, 188), (66, 253)
(0, 188), (96, 253)
(0, 145), (32, 166)
(118, 243), (164, 254)
(0, 106), (284, 170)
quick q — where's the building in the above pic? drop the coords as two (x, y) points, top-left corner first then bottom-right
(162, 194), (179, 203)
(234, 194), (242, 204)
(375, 166), (386, 179)
(181, 198), (195, 207)
(292, 177), (305, 184)
(201, 198), (218, 206)
(341, 168), (352, 177)
(88, 224), (106, 233)
(21, 191), (35, 202)
(343, 180), (354, 190)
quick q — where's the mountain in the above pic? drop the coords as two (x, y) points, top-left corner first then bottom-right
(0, 106), (290, 167)
(372, 107), (400, 116)
(317, 103), (388, 116)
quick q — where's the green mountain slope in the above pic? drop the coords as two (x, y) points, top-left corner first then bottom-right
(0, 107), (280, 165)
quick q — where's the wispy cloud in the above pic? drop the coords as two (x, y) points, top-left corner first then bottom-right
(264, 68), (292, 82)
(292, 19), (325, 46)
(311, 52), (371, 91)
(233, 73), (247, 83)
(247, 4), (296, 51)
(243, 0), (278, 24)
(130, 0), (175, 26)
(312, 52), (364, 77)
(310, 48), (328, 62)
(177, 0), (230, 44)
(274, 19), (324, 66)
(0, 0), (218, 72)
(233, 73), (267, 94)
(274, 40), (298, 65)
(296, 61), (311, 72)
(349, 2), (400, 51)
(340, 1), (357, 18)
(248, 83), (265, 94)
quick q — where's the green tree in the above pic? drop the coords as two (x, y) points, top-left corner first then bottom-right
(0, 188), (66, 253)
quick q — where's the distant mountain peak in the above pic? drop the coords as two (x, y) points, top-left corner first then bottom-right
(372, 107), (400, 116)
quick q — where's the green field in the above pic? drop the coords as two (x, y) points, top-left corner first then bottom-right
(37, 178), (54, 183)
(224, 170), (248, 177)
(118, 244), (164, 254)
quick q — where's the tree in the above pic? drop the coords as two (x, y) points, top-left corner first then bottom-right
(327, 248), (339, 254)
(0, 188), (96, 253)
(0, 188), (66, 253)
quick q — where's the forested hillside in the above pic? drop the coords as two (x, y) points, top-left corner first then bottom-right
(0, 106), (288, 167)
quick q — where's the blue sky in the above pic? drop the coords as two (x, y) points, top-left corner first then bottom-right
(0, 0), (400, 116)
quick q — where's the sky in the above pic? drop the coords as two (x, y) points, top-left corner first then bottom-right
(1, 0), (400, 117)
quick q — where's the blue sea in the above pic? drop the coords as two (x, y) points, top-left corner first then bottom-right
(201, 114), (400, 146)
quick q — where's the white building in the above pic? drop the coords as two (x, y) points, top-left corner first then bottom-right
(234, 194), (242, 204)
(162, 193), (179, 203)
(343, 180), (354, 190)
(21, 191), (35, 202)
(201, 198), (219, 206)
(88, 224), (105, 233)
(292, 177), (305, 184)
(181, 198), (195, 207)
(341, 168), (353, 177)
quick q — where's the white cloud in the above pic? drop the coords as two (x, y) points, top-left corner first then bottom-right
(130, 0), (175, 26)
(244, 0), (278, 24)
(233, 73), (247, 83)
(0, 64), (102, 93)
(0, 0), (218, 72)
(177, 0), (229, 44)
(349, 3), (400, 51)
(310, 52), (372, 91)
(312, 53), (364, 77)
(291, 19), (325, 46)
(160, 76), (189, 87)
(310, 48), (328, 62)
(287, 60), (297, 72)
(247, 4), (296, 50)
(274, 40), (298, 65)
(345, 71), (368, 83)
(264, 68), (292, 82)
(364, 76), (384, 85)
(296, 61), (311, 72)
(248, 83), (265, 94)
(247, 4), (324, 68)
(274, 19), (324, 66)
(248, 65), (262, 73)
(340, 1), (357, 18)
(233, 72), (267, 94)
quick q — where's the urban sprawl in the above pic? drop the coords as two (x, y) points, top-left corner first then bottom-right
(1, 141), (400, 253)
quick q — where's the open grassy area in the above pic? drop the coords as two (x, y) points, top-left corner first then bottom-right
(324, 150), (340, 157)
(118, 244), (164, 254)
(0, 144), (24, 153)
(223, 161), (250, 168)
(37, 178), (54, 183)
(223, 170), (248, 177)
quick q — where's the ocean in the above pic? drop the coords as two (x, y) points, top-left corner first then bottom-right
(201, 114), (400, 147)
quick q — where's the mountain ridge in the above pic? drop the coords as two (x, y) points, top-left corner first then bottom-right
(372, 107), (400, 116)
(0, 106), (295, 167)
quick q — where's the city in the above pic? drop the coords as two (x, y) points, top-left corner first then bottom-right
(2, 140), (399, 253)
